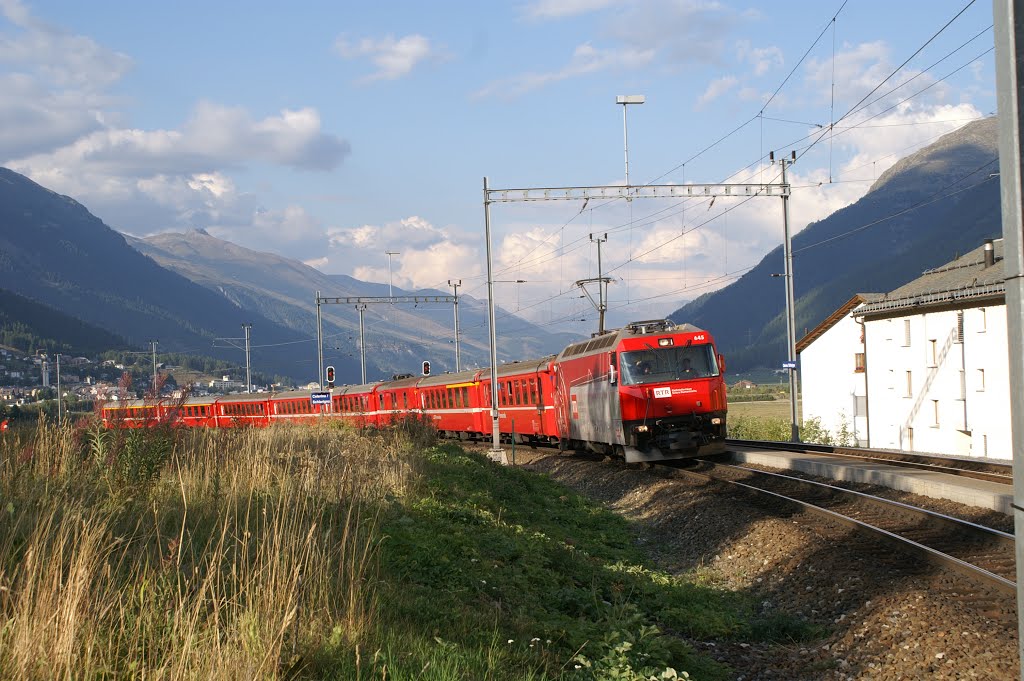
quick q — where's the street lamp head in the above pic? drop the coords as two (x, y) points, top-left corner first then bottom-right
(616, 95), (645, 104)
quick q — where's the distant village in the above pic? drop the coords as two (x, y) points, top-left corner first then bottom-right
(0, 346), (302, 414)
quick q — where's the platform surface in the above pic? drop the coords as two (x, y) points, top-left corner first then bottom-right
(728, 447), (1013, 515)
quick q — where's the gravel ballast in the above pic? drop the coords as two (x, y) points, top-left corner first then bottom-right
(510, 450), (1018, 680)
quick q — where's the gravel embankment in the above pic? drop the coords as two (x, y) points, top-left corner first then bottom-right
(509, 450), (1018, 680)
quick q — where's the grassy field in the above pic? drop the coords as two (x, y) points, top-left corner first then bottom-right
(727, 399), (800, 421)
(0, 416), (822, 679)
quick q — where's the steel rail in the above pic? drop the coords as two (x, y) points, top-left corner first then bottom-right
(725, 438), (1012, 485)
(667, 459), (1017, 598)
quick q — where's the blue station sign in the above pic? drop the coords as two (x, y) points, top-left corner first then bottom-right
(310, 391), (332, 405)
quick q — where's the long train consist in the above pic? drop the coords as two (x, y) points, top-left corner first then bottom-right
(102, 319), (728, 462)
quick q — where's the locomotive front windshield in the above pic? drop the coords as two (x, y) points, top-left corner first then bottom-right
(620, 343), (719, 386)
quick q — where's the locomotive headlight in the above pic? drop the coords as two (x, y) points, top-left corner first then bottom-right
(711, 417), (722, 425)
(634, 425), (649, 433)
(658, 338), (673, 347)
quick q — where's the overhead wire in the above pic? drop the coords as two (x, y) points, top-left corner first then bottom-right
(440, 0), (988, 334)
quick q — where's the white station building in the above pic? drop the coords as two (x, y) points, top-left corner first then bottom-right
(798, 239), (1011, 459)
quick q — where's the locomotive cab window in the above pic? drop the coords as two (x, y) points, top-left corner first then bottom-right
(620, 343), (720, 386)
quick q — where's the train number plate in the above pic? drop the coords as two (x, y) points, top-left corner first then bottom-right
(653, 387), (672, 399)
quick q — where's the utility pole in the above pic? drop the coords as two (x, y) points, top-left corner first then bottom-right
(483, 177), (504, 462)
(772, 150), (799, 442)
(992, 4), (1024, 674)
(449, 279), (462, 372)
(575, 234), (613, 336)
(150, 340), (159, 395)
(592, 233), (608, 333)
(56, 353), (62, 423)
(357, 304), (367, 384)
(316, 291), (324, 389)
(242, 323), (252, 393)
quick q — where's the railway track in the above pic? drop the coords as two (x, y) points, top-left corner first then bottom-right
(664, 458), (1016, 604)
(725, 438), (1013, 485)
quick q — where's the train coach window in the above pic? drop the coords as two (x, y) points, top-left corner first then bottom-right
(403, 392), (408, 409)
(530, 380), (538, 405)
(515, 381), (523, 406)
(462, 387), (469, 407)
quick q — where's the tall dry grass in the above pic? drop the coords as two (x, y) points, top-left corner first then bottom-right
(0, 417), (426, 679)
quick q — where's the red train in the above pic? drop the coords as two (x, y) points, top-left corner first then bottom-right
(102, 319), (728, 462)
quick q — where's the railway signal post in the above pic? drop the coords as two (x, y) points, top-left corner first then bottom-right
(314, 293), (456, 386)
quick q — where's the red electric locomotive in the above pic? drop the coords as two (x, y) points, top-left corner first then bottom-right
(552, 319), (727, 462)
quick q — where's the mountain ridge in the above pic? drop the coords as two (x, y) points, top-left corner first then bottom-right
(127, 229), (582, 378)
(0, 168), (316, 382)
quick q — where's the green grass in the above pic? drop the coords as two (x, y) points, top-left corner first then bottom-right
(0, 418), (824, 680)
(347, 443), (825, 680)
(727, 398), (800, 421)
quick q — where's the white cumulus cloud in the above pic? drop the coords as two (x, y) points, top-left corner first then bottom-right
(474, 43), (654, 99)
(334, 33), (445, 82)
(736, 40), (783, 76)
(696, 76), (738, 109)
(522, 0), (619, 20)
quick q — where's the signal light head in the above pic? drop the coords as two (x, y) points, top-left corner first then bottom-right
(326, 365), (335, 385)
(422, 361), (431, 376)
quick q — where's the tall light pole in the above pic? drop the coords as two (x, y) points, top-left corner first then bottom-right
(772, 150), (799, 442)
(616, 95), (645, 193)
(449, 279), (462, 372)
(386, 250), (400, 300)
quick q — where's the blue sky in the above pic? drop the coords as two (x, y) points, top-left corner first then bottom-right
(0, 0), (996, 331)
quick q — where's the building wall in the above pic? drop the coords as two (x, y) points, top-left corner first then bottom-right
(864, 303), (1011, 458)
(799, 311), (867, 445)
